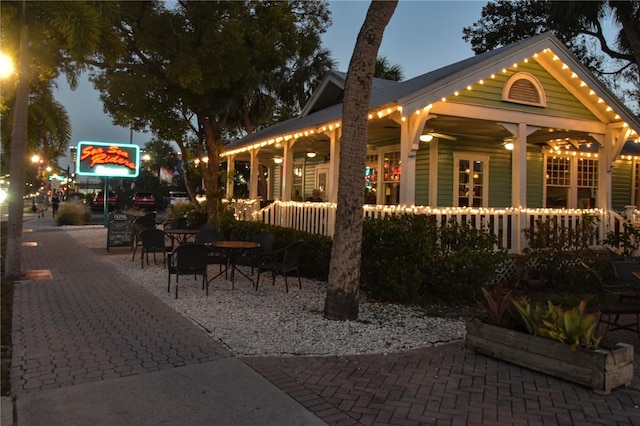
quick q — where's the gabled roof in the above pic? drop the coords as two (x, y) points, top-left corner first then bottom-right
(300, 70), (398, 116)
(224, 32), (639, 155)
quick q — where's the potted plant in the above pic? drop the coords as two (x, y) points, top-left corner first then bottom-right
(466, 288), (634, 394)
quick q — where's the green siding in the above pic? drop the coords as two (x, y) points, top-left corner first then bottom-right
(611, 158), (633, 210)
(271, 166), (281, 199)
(526, 148), (544, 207)
(415, 145), (429, 205)
(452, 60), (598, 121)
(437, 142), (454, 206)
(488, 148), (511, 207)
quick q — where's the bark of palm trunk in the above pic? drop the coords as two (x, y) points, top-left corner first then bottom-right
(3, 19), (29, 280)
(324, 1), (397, 321)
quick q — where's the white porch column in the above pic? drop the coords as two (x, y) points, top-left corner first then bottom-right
(597, 125), (631, 210)
(249, 149), (260, 200)
(225, 154), (236, 199)
(501, 122), (538, 208)
(328, 128), (341, 203)
(399, 113), (430, 205)
(282, 139), (294, 201)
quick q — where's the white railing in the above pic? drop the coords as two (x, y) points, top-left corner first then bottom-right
(228, 199), (634, 255)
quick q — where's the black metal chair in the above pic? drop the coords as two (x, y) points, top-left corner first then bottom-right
(162, 215), (188, 231)
(131, 214), (157, 261)
(167, 243), (209, 299)
(610, 260), (640, 287)
(236, 231), (275, 274)
(139, 228), (171, 269)
(256, 240), (304, 292)
(581, 262), (640, 336)
(195, 228), (227, 271)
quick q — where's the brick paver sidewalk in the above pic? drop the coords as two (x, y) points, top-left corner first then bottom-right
(245, 343), (640, 425)
(11, 219), (640, 425)
(11, 220), (230, 394)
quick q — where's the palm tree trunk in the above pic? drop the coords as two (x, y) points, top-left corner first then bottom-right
(4, 17), (29, 280)
(324, 0), (397, 321)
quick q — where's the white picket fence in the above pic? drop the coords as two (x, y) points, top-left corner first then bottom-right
(226, 199), (635, 255)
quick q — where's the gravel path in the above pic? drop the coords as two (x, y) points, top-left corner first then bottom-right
(65, 225), (465, 357)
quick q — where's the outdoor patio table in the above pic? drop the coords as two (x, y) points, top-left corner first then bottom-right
(165, 229), (199, 247)
(208, 240), (260, 288)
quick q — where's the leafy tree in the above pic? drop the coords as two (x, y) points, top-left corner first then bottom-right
(141, 138), (180, 181)
(374, 55), (404, 81)
(90, 1), (332, 225)
(324, 0), (398, 321)
(1, 83), (71, 175)
(1, 1), (110, 279)
(463, 0), (640, 111)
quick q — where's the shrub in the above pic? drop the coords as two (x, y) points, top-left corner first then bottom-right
(478, 287), (517, 329)
(228, 220), (332, 281)
(522, 213), (600, 289)
(604, 219), (640, 258)
(56, 203), (91, 225)
(361, 215), (509, 305)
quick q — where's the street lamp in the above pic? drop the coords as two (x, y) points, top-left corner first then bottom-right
(0, 51), (14, 79)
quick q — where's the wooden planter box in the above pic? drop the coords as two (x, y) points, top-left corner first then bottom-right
(466, 320), (634, 394)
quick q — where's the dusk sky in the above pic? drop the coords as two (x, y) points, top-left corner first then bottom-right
(54, 1), (486, 166)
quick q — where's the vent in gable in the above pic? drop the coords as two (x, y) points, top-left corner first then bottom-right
(502, 72), (546, 107)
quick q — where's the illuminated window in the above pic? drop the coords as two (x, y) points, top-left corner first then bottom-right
(382, 151), (401, 205)
(545, 155), (598, 208)
(292, 161), (303, 200)
(577, 158), (597, 208)
(453, 153), (489, 207)
(546, 156), (570, 208)
(365, 154), (378, 205)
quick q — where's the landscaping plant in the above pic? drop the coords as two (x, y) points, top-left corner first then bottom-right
(512, 298), (602, 351)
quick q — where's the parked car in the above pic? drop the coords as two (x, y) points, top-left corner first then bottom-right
(132, 192), (156, 210)
(91, 191), (118, 211)
(165, 191), (190, 207)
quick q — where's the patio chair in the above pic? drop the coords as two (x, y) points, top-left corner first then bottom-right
(139, 228), (171, 269)
(167, 243), (210, 299)
(162, 215), (188, 231)
(195, 228), (227, 271)
(256, 240), (304, 292)
(235, 231), (275, 274)
(131, 214), (157, 261)
(581, 262), (640, 336)
(610, 260), (640, 287)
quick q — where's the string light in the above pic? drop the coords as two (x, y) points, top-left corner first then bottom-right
(223, 47), (634, 159)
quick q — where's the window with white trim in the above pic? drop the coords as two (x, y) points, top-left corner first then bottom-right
(292, 161), (303, 200)
(546, 156), (570, 208)
(453, 153), (489, 207)
(544, 155), (598, 208)
(577, 158), (597, 208)
(382, 151), (401, 205)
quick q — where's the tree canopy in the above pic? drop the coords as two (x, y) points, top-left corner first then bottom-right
(1, 1), (111, 278)
(463, 0), (639, 112)
(90, 0), (333, 224)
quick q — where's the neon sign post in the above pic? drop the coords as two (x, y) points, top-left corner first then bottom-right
(76, 141), (140, 226)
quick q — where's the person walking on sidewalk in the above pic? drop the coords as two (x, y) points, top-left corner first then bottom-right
(52, 193), (60, 218)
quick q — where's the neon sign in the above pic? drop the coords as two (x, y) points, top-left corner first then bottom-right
(76, 141), (140, 177)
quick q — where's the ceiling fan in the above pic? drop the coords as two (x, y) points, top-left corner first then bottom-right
(420, 129), (457, 142)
